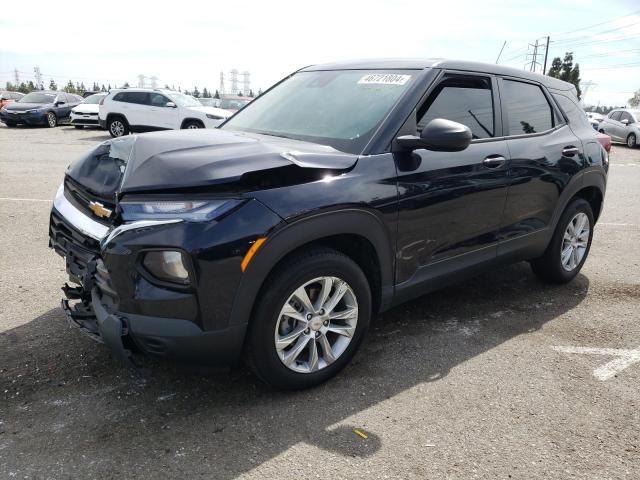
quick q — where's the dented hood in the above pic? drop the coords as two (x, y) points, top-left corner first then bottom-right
(66, 129), (357, 198)
(120, 129), (357, 193)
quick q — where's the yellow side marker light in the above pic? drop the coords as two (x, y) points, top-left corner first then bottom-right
(241, 237), (267, 272)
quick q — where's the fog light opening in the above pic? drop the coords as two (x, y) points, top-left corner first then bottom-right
(143, 250), (190, 285)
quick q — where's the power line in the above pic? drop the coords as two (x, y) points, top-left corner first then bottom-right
(550, 8), (640, 37)
(550, 34), (640, 49)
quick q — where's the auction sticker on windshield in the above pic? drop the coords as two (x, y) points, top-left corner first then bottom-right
(357, 74), (412, 85)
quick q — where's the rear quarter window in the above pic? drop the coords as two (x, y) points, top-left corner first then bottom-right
(502, 80), (554, 135)
(552, 93), (591, 129)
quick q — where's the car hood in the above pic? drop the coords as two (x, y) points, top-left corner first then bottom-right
(66, 129), (358, 197)
(5, 102), (52, 111)
(73, 104), (99, 114)
(186, 105), (231, 118)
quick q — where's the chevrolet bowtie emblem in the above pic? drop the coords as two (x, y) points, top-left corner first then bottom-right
(88, 201), (112, 219)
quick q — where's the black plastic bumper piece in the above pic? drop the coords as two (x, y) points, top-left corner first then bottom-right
(90, 288), (136, 365)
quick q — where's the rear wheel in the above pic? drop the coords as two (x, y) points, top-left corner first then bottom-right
(246, 247), (371, 390)
(46, 112), (57, 128)
(627, 133), (637, 148)
(108, 117), (129, 137)
(530, 198), (594, 284)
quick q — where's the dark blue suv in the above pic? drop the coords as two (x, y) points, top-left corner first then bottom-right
(49, 59), (607, 389)
(0, 90), (82, 127)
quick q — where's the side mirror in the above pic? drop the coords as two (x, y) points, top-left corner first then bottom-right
(621, 118), (629, 125)
(165, 101), (177, 108)
(397, 118), (473, 152)
(55, 101), (65, 106)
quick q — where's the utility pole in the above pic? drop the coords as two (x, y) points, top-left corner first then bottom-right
(496, 41), (507, 64)
(219, 71), (225, 96)
(542, 36), (550, 74)
(14, 68), (19, 86)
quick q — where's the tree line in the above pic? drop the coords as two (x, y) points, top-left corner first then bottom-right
(4, 79), (257, 98)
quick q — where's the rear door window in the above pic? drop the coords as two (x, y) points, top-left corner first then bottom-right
(619, 112), (633, 124)
(417, 75), (494, 139)
(123, 92), (149, 105)
(502, 80), (554, 135)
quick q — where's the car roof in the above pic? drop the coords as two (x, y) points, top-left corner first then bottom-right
(301, 58), (576, 92)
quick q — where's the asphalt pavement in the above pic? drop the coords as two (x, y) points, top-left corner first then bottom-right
(1, 124), (639, 479)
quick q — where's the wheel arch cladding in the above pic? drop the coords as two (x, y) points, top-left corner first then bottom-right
(575, 185), (604, 222)
(181, 118), (204, 128)
(551, 169), (606, 229)
(229, 209), (395, 327)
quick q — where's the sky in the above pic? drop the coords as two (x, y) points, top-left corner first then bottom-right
(0, 0), (638, 106)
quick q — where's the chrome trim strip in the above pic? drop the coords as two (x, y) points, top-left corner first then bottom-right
(100, 219), (182, 250)
(53, 183), (109, 240)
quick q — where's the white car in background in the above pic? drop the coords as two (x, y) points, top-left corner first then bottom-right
(70, 93), (108, 129)
(585, 111), (604, 130)
(99, 88), (231, 137)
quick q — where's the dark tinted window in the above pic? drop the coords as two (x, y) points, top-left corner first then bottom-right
(418, 76), (494, 139)
(124, 92), (149, 105)
(610, 111), (622, 121)
(553, 93), (590, 129)
(502, 80), (553, 135)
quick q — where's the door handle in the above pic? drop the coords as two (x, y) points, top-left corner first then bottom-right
(562, 146), (580, 157)
(483, 155), (506, 168)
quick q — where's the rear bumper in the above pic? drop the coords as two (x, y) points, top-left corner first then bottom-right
(99, 118), (107, 129)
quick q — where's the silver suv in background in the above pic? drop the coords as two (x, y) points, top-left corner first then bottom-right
(598, 109), (640, 148)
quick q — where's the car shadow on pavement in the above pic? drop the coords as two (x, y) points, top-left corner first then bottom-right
(0, 262), (589, 478)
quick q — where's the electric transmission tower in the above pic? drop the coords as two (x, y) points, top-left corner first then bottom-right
(229, 69), (239, 95)
(241, 71), (250, 96)
(14, 68), (19, 86)
(524, 37), (550, 73)
(219, 71), (226, 95)
(34, 67), (43, 89)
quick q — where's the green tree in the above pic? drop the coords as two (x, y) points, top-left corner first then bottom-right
(214, 89), (220, 99)
(202, 87), (210, 98)
(49, 79), (58, 90)
(64, 80), (76, 93)
(122, 82), (130, 88)
(249, 89), (255, 97)
(27, 81), (35, 92)
(5, 81), (15, 91)
(547, 52), (582, 99)
(192, 86), (200, 98)
(17, 82), (29, 94)
(107, 83), (112, 90)
(629, 89), (640, 108)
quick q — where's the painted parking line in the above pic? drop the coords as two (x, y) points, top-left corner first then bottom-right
(552, 345), (640, 381)
(599, 222), (640, 227)
(0, 197), (51, 202)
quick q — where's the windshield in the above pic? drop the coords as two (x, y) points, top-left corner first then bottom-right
(219, 98), (250, 110)
(19, 92), (57, 104)
(82, 94), (104, 104)
(221, 70), (415, 153)
(167, 92), (202, 107)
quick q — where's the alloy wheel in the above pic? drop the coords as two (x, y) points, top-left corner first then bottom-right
(110, 120), (124, 137)
(274, 276), (358, 374)
(561, 212), (590, 272)
(47, 112), (56, 127)
(628, 134), (636, 148)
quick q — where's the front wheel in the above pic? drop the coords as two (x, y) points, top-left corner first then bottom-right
(246, 247), (371, 390)
(183, 120), (204, 129)
(530, 198), (594, 284)
(627, 133), (637, 149)
(46, 112), (57, 128)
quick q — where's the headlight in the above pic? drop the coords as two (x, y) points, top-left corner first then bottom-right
(206, 113), (225, 120)
(120, 199), (241, 222)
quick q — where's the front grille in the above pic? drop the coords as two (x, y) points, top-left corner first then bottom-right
(64, 177), (115, 226)
(49, 209), (100, 280)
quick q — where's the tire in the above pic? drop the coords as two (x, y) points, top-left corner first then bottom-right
(107, 116), (129, 137)
(46, 112), (57, 128)
(182, 120), (204, 129)
(598, 129), (605, 134)
(245, 247), (372, 390)
(627, 133), (637, 149)
(530, 198), (594, 284)
(5, 122), (16, 128)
